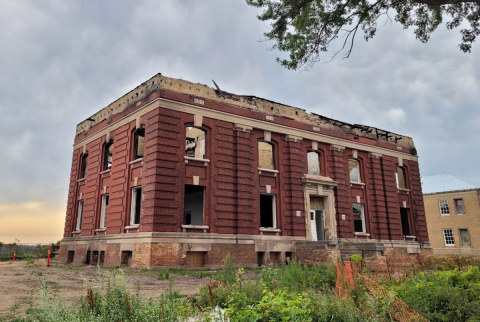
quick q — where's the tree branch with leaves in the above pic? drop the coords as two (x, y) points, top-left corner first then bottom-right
(247, 0), (480, 69)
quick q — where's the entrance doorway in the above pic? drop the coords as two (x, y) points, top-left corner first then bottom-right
(309, 196), (325, 241)
(310, 210), (324, 241)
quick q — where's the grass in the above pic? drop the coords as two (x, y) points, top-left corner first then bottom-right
(6, 254), (480, 321)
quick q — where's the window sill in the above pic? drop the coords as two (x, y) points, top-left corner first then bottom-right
(99, 169), (111, 175)
(259, 228), (281, 235)
(72, 230), (81, 235)
(125, 225), (139, 230)
(182, 225), (209, 232)
(354, 232), (370, 237)
(456, 213), (467, 216)
(95, 228), (106, 232)
(350, 181), (365, 186)
(129, 158), (143, 165)
(440, 214), (451, 217)
(397, 188), (410, 192)
(404, 235), (416, 240)
(77, 178), (86, 183)
(445, 244), (456, 247)
(184, 156), (210, 165)
(258, 168), (279, 175)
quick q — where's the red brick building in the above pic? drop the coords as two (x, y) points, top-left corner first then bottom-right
(59, 74), (430, 268)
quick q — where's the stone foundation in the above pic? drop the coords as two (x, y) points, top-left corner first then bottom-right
(59, 233), (430, 268)
(59, 232), (303, 268)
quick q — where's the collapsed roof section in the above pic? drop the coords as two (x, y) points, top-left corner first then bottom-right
(76, 73), (415, 149)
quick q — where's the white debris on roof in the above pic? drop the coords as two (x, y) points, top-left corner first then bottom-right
(421, 174), (477, 194)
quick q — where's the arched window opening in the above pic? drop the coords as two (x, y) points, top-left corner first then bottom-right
(396, 167), (407, 189)
(349, 159), (360, 183)
(80, 154), (88, 178)
(258, 142), (275, 170)
(185, 127), (206, 159)
(103, 140), (113, 171)
(307, 152), (320, 176)
(134, 128), (145, 160)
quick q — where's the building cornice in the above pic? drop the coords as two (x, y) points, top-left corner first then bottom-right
(73, 97), (419, 161)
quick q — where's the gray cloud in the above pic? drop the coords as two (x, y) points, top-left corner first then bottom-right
(0, 0), (478, 218)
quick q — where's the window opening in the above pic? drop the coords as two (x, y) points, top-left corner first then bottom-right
(396, 167), (407, 189)
(99, 251), (105, 265)
(443, 229), (455, 246)
(307, 152), (320, 175)
(100, 194), (109, 229)
(439, 199), (450, 215)
(134, 128), (145, 159)
(400, 207), (411, 236)
(91, 251), (99, 265)
(121, 251), (132, 267)
(103, 140), (113, 171)
(260, 194), (276, 228)
(67, 251), (75, 264)
(349, 159), (360, 183)
(455, 199), (465, 215)
(186, 252), (205, 267)
(183, 185), (205, 225)
(130, 187), (142, 225)
(80, 154), (88, 178)
(185, 127), (206, 159)
(86, 251), (91, 265)
(258, 142), (275, 170)
(352, 203), (365, 233)
(76, 200), (84, 231)
(257, 252), (265, 267)
(459, 229), (471, 246)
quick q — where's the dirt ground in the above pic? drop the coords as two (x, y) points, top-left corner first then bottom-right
(0, 259), (216, 315)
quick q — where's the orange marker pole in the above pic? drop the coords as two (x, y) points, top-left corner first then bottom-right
(47, 248), (51, 267)
(13, 251), (16, 262)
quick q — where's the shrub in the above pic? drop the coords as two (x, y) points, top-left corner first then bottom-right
(261, 260), (336, 292)
(390, 266), (480, 321)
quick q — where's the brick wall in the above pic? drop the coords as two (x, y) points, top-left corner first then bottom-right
(63, 87), (427, 245)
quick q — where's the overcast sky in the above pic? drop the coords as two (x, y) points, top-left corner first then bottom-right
(1, 0), (479, 243)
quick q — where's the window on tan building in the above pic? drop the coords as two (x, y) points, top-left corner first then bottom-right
(454, 198), (466, 215)
(396, 167), (407, 189)
(349, 159), (360, 183)
(439, 199), (450, 216)
(185, 127), (206, 159)
(443, 229), (455, 246)
(307, 152), (320, 176)
(103, 140), (113, 171)
(459, 229), (471, 246)
(134, 128), (145, 160)
(258, 142), (275, 170)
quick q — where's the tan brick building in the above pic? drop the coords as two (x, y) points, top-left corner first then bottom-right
(422, 175), (480, 256)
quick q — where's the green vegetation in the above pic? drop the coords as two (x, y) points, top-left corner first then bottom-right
(0, 242), (52, 261)
(388, 266), (480, 322)
(4, 254), (480, 321)
(247, 0), (480, 70)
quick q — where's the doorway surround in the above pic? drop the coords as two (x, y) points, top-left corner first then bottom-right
(303, 174), (339, 241)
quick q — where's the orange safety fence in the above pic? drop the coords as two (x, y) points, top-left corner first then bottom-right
(336, 261), (428, 322)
